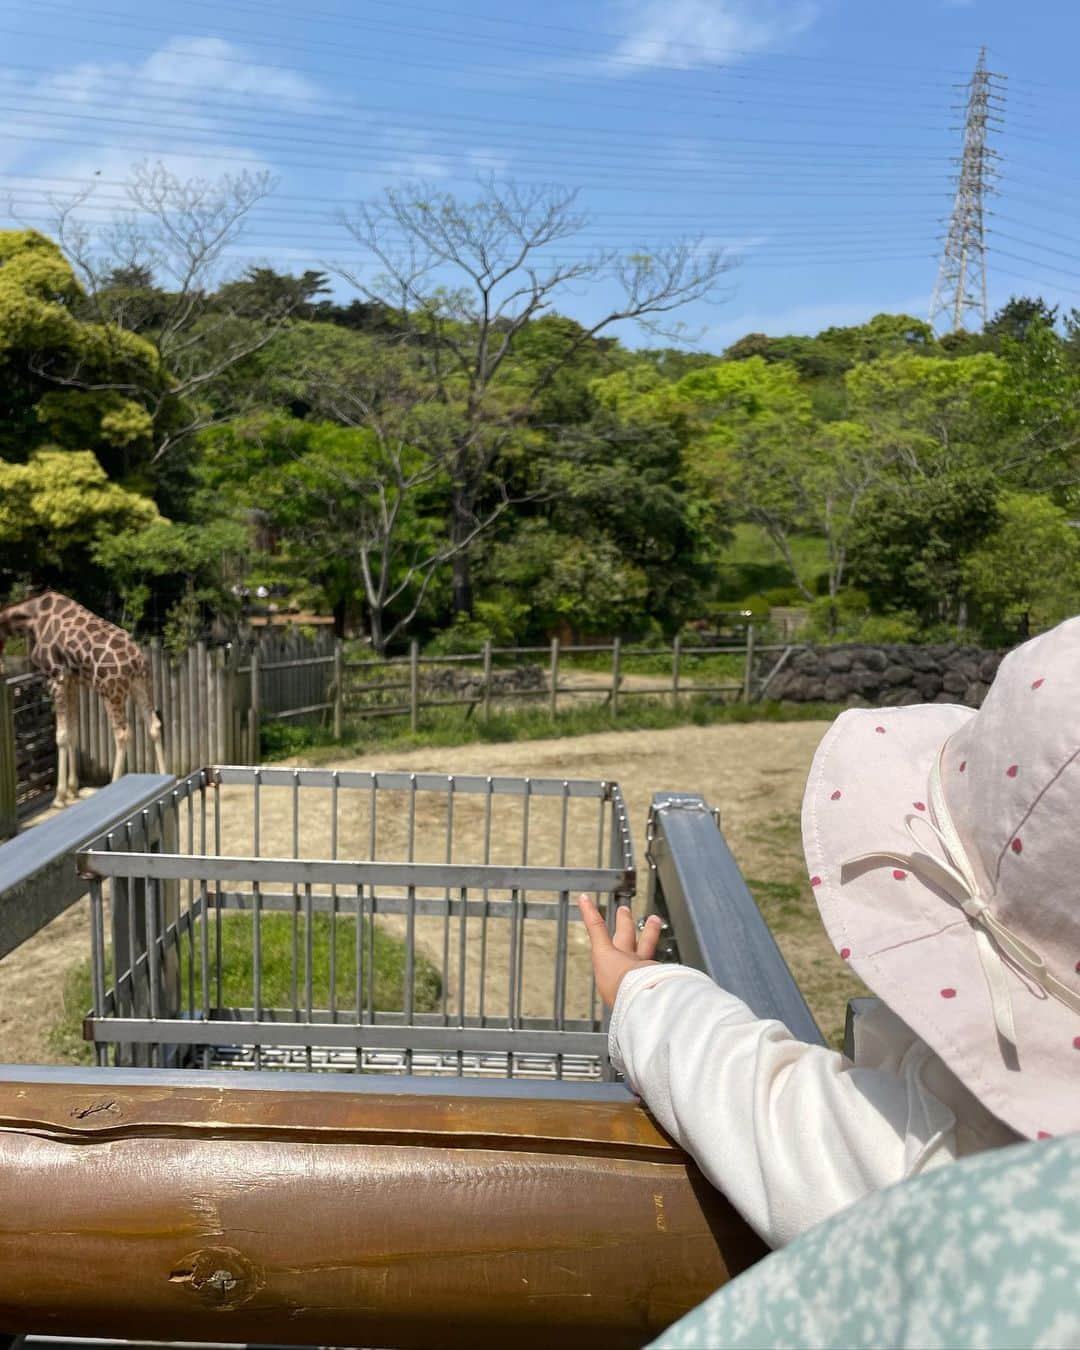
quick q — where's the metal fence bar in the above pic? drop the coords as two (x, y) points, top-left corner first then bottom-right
(81, 851), (630, 892)
(647, 792), (823, 1046)
(0, 678), (16, 840)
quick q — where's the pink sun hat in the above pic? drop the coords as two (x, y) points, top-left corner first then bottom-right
(803, 616), (1080, 1141)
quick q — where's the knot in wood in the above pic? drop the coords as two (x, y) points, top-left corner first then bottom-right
(170, 1246), (259, 1310)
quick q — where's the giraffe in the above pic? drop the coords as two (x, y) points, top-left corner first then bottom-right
(0, 591), (166, 804)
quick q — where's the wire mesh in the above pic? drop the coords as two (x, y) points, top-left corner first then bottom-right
(79, 766), (636, 1081)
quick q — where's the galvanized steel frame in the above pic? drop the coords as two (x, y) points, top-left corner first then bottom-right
(79, 766), (636, 1077)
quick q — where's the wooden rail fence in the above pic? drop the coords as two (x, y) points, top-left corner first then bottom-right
(1, 625), (790, 833)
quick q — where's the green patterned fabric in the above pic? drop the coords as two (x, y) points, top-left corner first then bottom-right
(651, 1136), (1080, 1350)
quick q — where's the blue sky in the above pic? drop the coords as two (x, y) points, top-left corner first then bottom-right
(2, 0), (1078, 351)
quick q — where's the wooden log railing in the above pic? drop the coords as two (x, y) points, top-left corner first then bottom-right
(0, 1069), (767, 1347)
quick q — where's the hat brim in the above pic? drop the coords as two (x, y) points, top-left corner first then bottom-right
(804, 703), (1079, 1141)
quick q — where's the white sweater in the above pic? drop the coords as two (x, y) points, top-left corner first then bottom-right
(608, 965), (1019, 1249)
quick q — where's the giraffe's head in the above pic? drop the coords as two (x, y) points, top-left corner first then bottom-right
(0, 602), (32, 643)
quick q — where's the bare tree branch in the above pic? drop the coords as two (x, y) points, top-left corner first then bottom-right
(331, 177), (732, 618)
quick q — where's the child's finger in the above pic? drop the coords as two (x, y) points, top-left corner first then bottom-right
(612, 904), (636, 954)
(577, 895), (612, 951)
(635, 913), (664, 960)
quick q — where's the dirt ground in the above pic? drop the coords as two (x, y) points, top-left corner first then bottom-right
(0, 719), (864, 1062)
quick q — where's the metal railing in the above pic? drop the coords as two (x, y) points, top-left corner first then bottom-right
(78, 767), (636, 1079)
(646, 791), (823, 1046)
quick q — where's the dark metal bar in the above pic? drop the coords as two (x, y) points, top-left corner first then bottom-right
(648, 793), (823, 1046)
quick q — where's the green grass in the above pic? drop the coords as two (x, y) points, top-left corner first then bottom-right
(261, 696), (846, 764)
(48, 915), (441, 1066)
(559, 649), (745, 680)
(743, 808), (869, 1051)
(715, 524), (829, 600)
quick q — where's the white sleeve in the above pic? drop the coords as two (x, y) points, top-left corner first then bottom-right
(608, 965), (959, 1248)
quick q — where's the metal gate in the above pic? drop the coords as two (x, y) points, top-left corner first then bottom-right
(78, 767), (635, 1078)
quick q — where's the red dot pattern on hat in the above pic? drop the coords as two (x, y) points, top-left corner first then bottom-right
(840, 947), (851, 960)
(1032, 678), (1045, 689)
(1075, 960), (1080, 974)
(892, 869), (907, 880)
(1073, 1037), (1080, 1051)
(1011, 838), (1023, 855)
(940, 987), (957, 999)
(1006, 764), (1019, 778)
(1038, 1131), (1052, 1139)
(875, 726), (886, 734)
(810, 876), (822, 887)
(913, 801), (926, 812)
(959, 761), (967, 773)
(830, 789), (842, 801)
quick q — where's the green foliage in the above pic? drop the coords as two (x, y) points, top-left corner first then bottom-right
(92, 517), (249, 636)
(0, 447), (161, 597)
(847, 470), (1000, 624)
(8, 214), (1080, 656)
(0, 229), (169, 473)
(963, 493), (1080, 644)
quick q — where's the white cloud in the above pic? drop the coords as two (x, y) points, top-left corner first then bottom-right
(139, 36), (320, 104)
(0, 37), (323, 189)
(589, 0), (820, 77)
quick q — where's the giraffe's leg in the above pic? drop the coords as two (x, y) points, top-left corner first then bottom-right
(106, 700), (130, 783)
(51, 678), (75, 806)
(132, 677), (167, 775)
(64, 680), (81, 799)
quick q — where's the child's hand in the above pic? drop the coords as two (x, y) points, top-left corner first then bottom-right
(578, 896), (663, 1009)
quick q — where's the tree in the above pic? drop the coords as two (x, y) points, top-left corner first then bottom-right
(676, 358), (821, 597)
(847, 469), (1000, 625)
(0, 448), (161, 603)
(984, 296), (1059, 345)
(0, 228), (167, 474)
(91, 518), (249, 637)
(962, 493), (1080, 642)
(38, 162), (306, 459)
(336, 178), (731, 614)
(198, 409), (497, 653)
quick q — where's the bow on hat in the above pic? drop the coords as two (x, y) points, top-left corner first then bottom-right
(844, 752), (1080, 1053)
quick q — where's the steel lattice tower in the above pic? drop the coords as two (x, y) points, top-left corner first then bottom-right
(930, 47), (1006, 333)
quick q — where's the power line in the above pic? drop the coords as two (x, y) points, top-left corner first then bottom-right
(60, 0), (972, 77)
(0, 90), (957, 173)
(0, 130), (956, 197)
(10, 0), (966, 96)
(0, 64), (961, 142)
(0, 169), (950, 225)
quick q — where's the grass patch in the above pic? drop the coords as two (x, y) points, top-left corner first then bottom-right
(262, 696), (845, 764)
(559, 649), (745, 681)
(747, 864), (870, 1052)
(48, 915), (441, 1066)
(715, 524), (828, 599)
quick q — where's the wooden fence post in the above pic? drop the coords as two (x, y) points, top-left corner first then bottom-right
(215, 648), (228, 763)
(0, 679), (16, 841)
(743, 622), (756, 702)
(250, 641), (261, 762)
(549, 637), (560, 720)
(409, 640), (420, 733)
(481, 640), (492, 723)
(611, 637), (621, 719)
(671, 635), (681, 708)
(333, 638), (344, 741)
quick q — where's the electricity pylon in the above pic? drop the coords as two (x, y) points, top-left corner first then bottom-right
(929, 46), (1006, 333)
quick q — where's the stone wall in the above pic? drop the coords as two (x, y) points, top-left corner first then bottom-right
(762, 643), (1006, 709)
